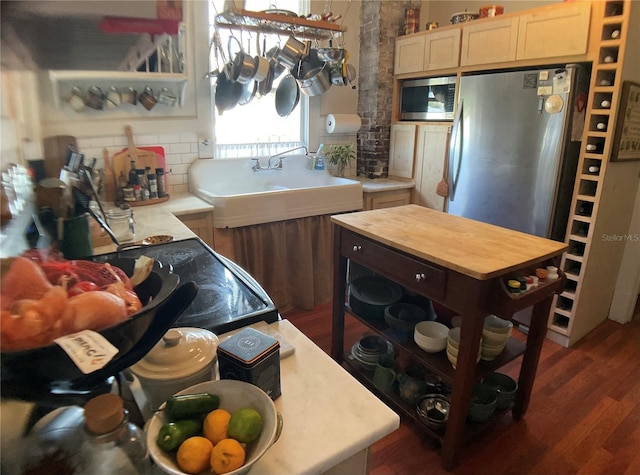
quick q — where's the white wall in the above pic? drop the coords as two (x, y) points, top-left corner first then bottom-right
(419, 0), (558, 29)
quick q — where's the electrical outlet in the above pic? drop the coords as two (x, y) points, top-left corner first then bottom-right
(198, 138), (214, 158)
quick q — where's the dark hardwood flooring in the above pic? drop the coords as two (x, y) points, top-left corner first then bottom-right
(282, 299), (640, 475)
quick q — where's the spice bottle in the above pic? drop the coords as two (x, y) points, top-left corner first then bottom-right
(81, 393), (151, 474)
(148, 173), (158, 199)
(128, 158), (138, 185)
(156, 168), (166, 197)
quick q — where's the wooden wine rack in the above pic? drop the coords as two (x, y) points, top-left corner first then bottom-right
(546, 0), (638, 346)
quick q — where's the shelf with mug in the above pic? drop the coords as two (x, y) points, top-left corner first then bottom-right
(49, 70), (188, 111)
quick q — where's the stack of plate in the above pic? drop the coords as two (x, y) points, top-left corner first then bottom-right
(351, 333), (393, 371)
(349, 276), (403, 320)
(481, 315), (513, 361)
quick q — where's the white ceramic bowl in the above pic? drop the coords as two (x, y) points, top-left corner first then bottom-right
(146, 380), (282, 475)
(414, 321), (449, 353)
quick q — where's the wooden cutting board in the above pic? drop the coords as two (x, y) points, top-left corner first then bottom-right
(112, 125), (165, 183)
(43, 135), (77, 179)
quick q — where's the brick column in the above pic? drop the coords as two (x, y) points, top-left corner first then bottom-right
(356, 1), (417, 178)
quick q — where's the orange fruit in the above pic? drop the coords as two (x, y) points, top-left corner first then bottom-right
(210, 438), (245, 474)
(176, 436), (213, 474)
(203, 409), (231, 446)
(228, 408), (263, 443)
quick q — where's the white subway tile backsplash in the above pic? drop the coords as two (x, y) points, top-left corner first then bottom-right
(180, 132), (198, 143)
(70, 134), (198, 195)
(165, 153), (184, 165)
(170, 163), (191, 175)
(180, 154), (197, 164)
(169, 142), (192, 154)
(171, 184), (189, 195)
(158, 133), (182, 144)
(168, 173), (185, 185)
(135, 134), (160, 145)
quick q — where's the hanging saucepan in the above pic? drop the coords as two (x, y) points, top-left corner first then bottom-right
(258, 60), (275, 97)
(329, 60), (346, 86)
(215, 66), (243, 115)
(239, 79), (258, 105)
(297, 62), (332, 97)
(265, 46), (286, 79)
(275, 74), (300, 117)
(276, 36), (307, 71)
(228, 36), (257, 84)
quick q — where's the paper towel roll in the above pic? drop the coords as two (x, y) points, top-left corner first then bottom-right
(325, 114), (362, 134)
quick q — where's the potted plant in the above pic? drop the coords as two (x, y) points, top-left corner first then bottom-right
(326, 143), (356, 177)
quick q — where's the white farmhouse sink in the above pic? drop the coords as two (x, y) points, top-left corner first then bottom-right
(189, 155), (363, 228)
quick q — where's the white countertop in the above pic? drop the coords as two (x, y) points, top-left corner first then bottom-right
(356, 177), (415, 193)
(144, 319), (400, 475)
(94, 193), (213, 255)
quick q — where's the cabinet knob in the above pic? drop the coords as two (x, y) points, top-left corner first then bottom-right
(352, 245), (362, 252)
(415, 273), (427, 281)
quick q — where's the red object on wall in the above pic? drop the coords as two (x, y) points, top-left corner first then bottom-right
(99, 17), (180, 35)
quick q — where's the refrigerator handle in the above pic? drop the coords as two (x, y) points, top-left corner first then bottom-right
(448, 98), (463, 202)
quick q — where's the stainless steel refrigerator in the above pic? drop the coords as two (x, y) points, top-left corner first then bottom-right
(446, 65), (588, 242)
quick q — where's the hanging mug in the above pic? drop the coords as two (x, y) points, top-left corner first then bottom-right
(66, 86), (86, 112)
(85, 86), (104, 110)
(139, 86), (157, 111)
(123, 87), (137, 105)
(105, 86), (122, 108)
(158, 88), (177, 107)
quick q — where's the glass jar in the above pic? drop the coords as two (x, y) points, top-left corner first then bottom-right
(106, 207), (134, 242)
(80, 393), (151, 475)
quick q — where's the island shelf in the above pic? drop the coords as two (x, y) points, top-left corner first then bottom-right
(331, 205), (567, 470)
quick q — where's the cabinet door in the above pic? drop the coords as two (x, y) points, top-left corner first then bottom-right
(414, 124), (450, 211)
(389, 124), (416, 178)
(178, 211), (214, 248)
(516, 2), (591, 60)
(364, 190), (412, 210)
(424, 28), (461, 71)
(460, 17), (519, 66)
(394, 35), (425, 75)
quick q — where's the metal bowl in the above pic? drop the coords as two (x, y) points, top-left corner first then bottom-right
(451, 11), (479, 24)
(416, 394), (450, 430)
(1, 258), (197, 398)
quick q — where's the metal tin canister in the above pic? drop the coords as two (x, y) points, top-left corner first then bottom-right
(217, 327), (281, 400)
(427, 22), (439, 30)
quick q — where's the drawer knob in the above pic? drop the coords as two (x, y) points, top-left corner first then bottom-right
(353, 245), (362, 252)
(415, 273), (427, 281)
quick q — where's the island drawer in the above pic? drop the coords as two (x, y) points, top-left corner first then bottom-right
(340, 229), (447, 300)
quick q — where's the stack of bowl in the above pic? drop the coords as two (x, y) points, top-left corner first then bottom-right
(446, 327), (481, 369)
(414, 321), (449, 353)
(350, 333), (393, 371)
(468, 382), (498, 422)
(483, 372), (518, 410)
(481, 315), (513, 361)
(416, 393), (450, 431)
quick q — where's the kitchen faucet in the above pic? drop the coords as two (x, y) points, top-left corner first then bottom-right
(252, 145), (309, 171)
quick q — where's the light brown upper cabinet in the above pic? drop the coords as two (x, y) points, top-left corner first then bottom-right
(460, 17), (520, 67)
(394, 35), (426, 75)
(516, 2), (591, 60)
(424, 29), (461, 71)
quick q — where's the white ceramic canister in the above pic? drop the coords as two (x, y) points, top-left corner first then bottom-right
(130, 327), (219, 411)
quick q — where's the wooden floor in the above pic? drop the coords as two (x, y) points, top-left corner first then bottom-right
(282, 300), (640, 475)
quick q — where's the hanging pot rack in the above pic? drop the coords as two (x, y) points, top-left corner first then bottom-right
(215, 9), (346, 40)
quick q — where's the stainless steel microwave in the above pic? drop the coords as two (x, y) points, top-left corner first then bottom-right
(400, 76), (456, 121)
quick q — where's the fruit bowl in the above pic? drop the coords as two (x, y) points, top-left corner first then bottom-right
(146, 380), (283, 475)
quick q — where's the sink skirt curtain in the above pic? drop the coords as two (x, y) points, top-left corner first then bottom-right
(230, 215), (333, 313)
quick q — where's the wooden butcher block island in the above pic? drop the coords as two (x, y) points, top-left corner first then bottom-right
(330, 205), (567, 470)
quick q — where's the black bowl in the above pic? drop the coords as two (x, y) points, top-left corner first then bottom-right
(0, 258), (186, 392)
